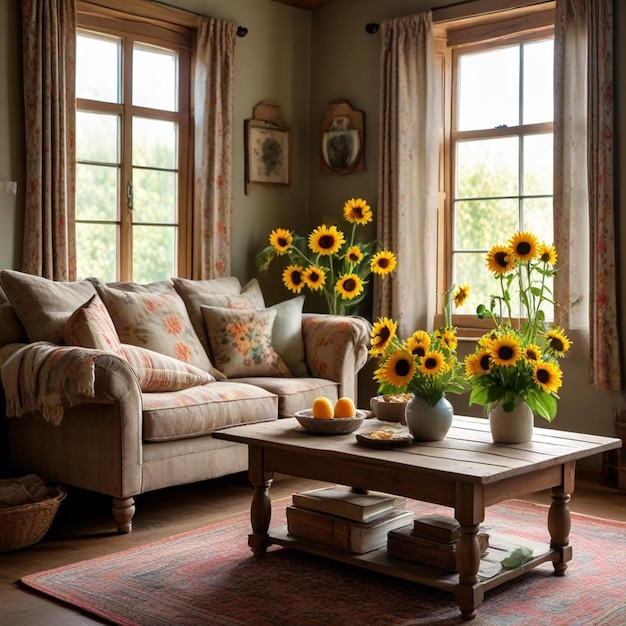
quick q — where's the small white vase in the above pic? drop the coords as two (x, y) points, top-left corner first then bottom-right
(405, 395), (453, 441)
(488, 399), (534, 444)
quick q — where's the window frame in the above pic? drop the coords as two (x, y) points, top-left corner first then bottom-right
(75, 4), (194, 282)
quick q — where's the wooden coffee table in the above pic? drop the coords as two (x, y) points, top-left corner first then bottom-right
(213, 415), (621, 621)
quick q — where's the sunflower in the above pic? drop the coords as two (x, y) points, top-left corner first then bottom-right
(419, 350), (446, 377)
(486, 245), (515, 275)
(370, 317), (397, 355)
(489, 332), (522, 366)
(544, 327), (571, 357)
(269, 228), (293, 254)
(435, 327), (458, 351)
(406, 331), (430, 357)
(532, 360), (563, 394)
(282, 264), (305, 294)
(464, 349), (491, 378)
(345, 245), (364, 265)
(302, 266), (326, 291)
(370, 250), (397, 276)
(374, 350), (416, 389)
(523, 344), (542, 362)
(308, 225), (345, 256)
(336, 273), (364, 300)
(453, 284), (470, 307)
(343, 198), (373, 225)
(508, 231), (539, 262)
(538, 242), (558, 265)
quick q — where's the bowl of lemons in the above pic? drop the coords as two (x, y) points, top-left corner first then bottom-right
(294, 397), (366, 435)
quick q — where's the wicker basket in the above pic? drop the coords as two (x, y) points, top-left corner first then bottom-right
(0, 486), (66, 553)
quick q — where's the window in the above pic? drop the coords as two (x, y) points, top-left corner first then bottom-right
(438, 4), (555, 328)
(75, 9), (192, 283)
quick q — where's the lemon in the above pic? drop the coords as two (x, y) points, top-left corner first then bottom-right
(312, 396), (334, 419)
(334, 397), (356, 418)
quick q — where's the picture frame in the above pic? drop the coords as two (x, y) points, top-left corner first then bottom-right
(320, 100), (365, 176)
(244, 101), (290, 193)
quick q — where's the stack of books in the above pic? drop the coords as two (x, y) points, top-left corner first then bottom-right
(286, 486), (412, 554)
(387, 513), (489, 571)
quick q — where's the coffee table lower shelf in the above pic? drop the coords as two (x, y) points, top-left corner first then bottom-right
(268, 526), (567, 596)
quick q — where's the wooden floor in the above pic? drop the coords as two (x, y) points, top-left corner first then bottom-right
(1, 472), (624, 625)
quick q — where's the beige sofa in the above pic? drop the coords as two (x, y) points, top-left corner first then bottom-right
(0, 270), (370, 532)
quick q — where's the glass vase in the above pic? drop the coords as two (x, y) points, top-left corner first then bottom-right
(404, 394), (453, 441)
(488, 399), (534, 444)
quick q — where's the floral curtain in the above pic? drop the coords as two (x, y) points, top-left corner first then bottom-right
(21, 0), (76, 280)
(376, 13), (441, 337)
(193, 18), (237, 279)
(554, 0), (619, 390)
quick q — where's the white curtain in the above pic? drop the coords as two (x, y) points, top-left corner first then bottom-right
(376, 13), (441, 337)
(193, 18), (237, 279)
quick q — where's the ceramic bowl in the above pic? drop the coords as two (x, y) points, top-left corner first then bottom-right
(294, 409), (367, 435)
(369, 394), (412, 423)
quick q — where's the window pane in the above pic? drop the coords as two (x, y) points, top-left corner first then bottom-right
(133, 44), (177, 112)
(523, 198), (553, 236)
(457, 137), (519, 198)
(455, 199), (519, 250)
(523, 134), (553, 196)
(452, 252), (491, 315)
(523, 39), (554, 125)
(132, 169), (177, 223)
(133, 118), (177, 169)
(76, 164), (118, 221)
(76, 111), (119, 163)
(132, 225), (177, 282)
(75, 223), (117, 282)
(76, 32), (120, 103)
(457, 46), (519, 131)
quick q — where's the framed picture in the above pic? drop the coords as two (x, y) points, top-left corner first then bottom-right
(320, 100), (365, 176)
(245, 119), (290, 190)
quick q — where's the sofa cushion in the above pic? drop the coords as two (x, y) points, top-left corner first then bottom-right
(172, 276), (264, 360)
(268, 296), (308, 377)
(121, 345), (214, 392)
(201, 305), (291, 378)
(232, 376), (339, 417)
(141, 381), (277, 441)
(64, 294), (127, 359)
(0, 286), (28, 346)
(0, 269), (97, 344)
(95, 284), (218, 376)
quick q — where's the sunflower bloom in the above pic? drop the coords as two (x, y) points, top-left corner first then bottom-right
(486, 245), (515, 275)
(436, 327), (458, 351)
(370, 317), (397, 355)
(269, 228), (293, 254)
(343, 198), (373, 225)
(453, 284), (470, 307)
(538, 242), (558, 265)
(419, 350), (446, 377)
(336, 273), (364, 300)
(524, 344), (542, 362)
(544, 328), (571, 357)
(308, 225), (345, 256)
(489, 332), (522, 367)
(370, 250), (397, 276)
(465, 349), (491, 378)
(533, 360), (563, 394)
(282, 265), (305, 294)
(509, 231), (539, 262)
(302, 266), (326, 291)
(374, 350), (416, 389)
(406, 331), (430, 358)
(345, 245), (364, 265)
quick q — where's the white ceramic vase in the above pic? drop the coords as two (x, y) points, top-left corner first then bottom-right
(488, 399), (534, 444)
(404, 394), (453, 441)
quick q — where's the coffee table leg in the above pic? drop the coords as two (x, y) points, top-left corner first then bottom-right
(248, 445), (274, 556)
(548, 487), (572, 575)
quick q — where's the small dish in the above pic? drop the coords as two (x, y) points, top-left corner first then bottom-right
(355, 426), (414, 448)
(294, 409), (367, 435)
(369, 394), (411, 423)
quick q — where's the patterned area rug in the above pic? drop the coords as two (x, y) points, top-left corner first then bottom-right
(21, 499), (626, 626)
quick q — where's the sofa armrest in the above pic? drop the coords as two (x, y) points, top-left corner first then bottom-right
(302, 314), (372, 400)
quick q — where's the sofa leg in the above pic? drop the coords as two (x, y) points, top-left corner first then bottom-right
(112, 497), (135, 533)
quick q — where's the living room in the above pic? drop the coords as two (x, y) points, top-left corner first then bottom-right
(1, 0), (625, 623)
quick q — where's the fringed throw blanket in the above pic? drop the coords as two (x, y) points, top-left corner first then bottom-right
(1, 342), (98, 425)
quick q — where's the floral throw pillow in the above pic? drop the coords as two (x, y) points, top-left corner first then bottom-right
(200, 305), (291, 378)
(95, 285), (217, 376)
